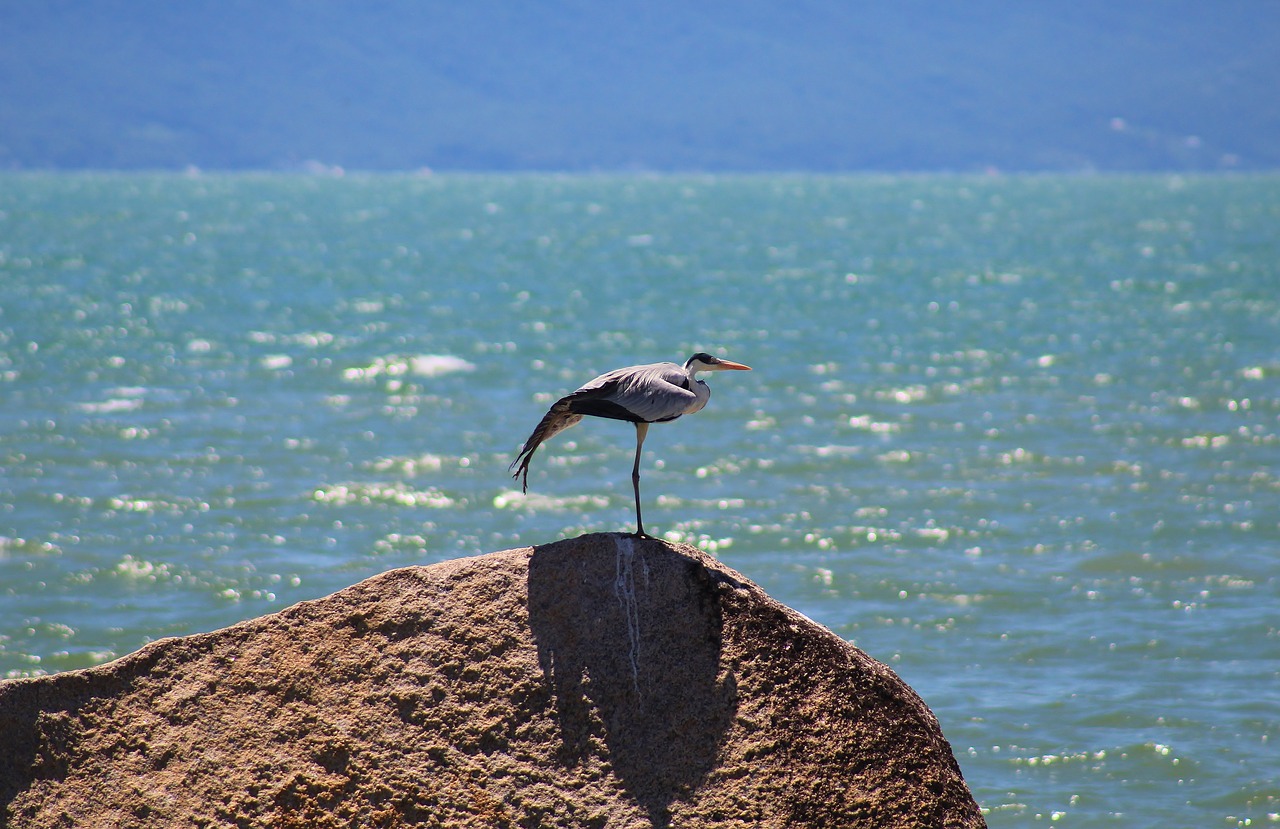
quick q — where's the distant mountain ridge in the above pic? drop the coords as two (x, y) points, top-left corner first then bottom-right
(2, 1), (1277, 171)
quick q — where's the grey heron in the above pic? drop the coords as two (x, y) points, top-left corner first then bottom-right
(510, 352), (751, 537)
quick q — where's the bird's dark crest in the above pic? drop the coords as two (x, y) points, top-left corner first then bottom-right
(685, 351), (716, 368)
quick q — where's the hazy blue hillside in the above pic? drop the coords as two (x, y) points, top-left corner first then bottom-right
(2, 1), (1277, 171)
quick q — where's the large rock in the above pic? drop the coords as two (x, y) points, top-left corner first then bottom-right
(0, 534), (985, 828)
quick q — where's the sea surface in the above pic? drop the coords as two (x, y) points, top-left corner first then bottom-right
(2, 172), (1277, 826)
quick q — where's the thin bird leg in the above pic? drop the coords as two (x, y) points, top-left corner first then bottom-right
(631, 422), (650, 537)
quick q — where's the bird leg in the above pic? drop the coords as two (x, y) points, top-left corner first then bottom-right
(631, 422), (650, 537)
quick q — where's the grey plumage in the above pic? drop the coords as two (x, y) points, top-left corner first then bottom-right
(510, 352), (751, 536)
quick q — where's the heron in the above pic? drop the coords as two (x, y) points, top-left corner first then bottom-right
(510, 351), (752, 537)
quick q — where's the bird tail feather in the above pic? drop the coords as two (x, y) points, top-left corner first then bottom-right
(509, 399), (582, 493)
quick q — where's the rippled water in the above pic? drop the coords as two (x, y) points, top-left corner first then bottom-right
(2, 173), (1277, 826)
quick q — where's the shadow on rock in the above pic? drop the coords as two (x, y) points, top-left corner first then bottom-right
(527, 533), (737, 827)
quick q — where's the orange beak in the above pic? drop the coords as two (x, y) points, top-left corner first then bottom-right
(717, 359), (752, 371)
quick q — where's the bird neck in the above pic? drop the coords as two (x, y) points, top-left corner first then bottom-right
(686, 370), (711, 412)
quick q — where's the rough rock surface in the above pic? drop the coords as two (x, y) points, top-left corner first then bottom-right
(0, 534), (985, 828)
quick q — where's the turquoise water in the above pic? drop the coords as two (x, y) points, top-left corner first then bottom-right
(2, 173), (1277, 825)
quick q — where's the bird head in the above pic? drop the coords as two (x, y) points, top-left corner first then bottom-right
(685, 352), (752, 373)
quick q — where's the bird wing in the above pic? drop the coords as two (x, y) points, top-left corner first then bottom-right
(570, 361), (698, 423)
(509, 361), (699, 492)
